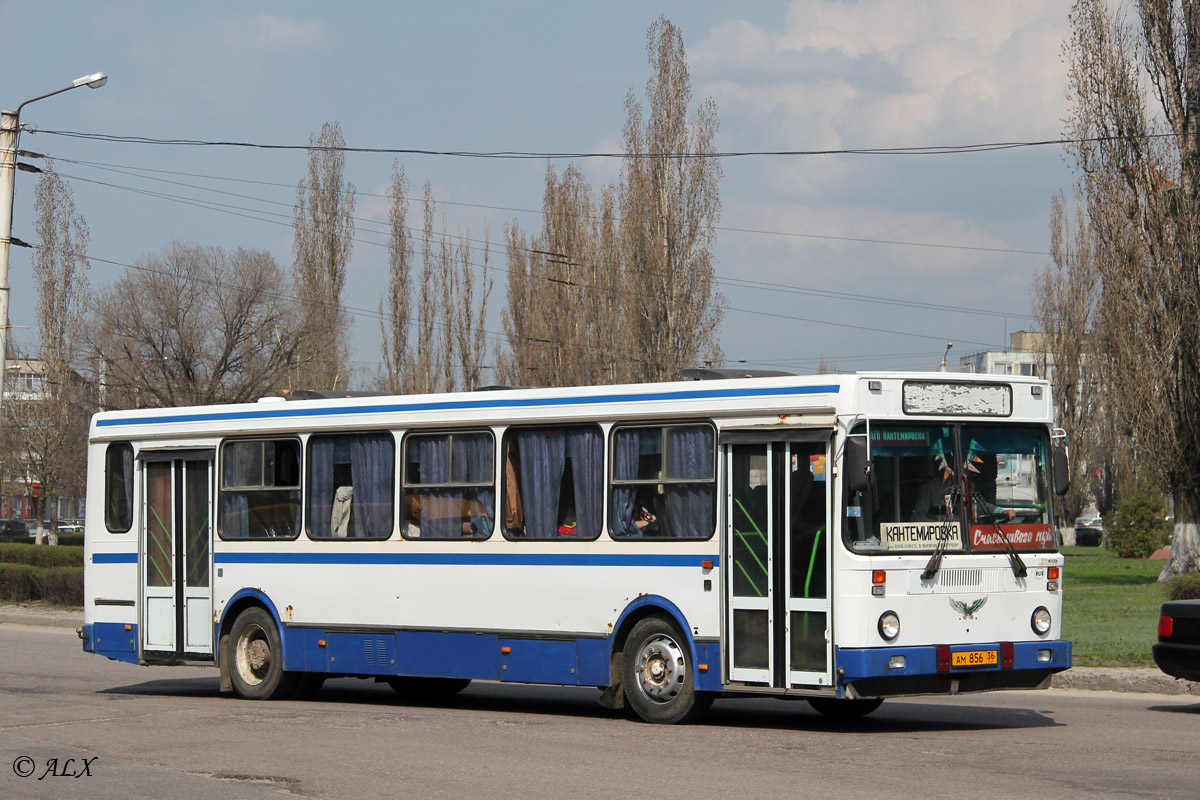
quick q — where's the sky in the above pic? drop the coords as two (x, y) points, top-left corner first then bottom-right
(0, 0), (1075, 384)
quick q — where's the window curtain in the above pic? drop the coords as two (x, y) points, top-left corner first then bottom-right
(308, 437), (336, 538)
(665, 426), (715, 538)
(351, 433), (393, 537)
(417, 437), (460, 538)
(515, 430), (563, 538)
(454, 434), (494, 537)
(611, 430), (641, 538)
(567, 428), (602, 537)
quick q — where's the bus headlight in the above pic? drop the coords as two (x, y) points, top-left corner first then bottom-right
(1031, 607), (1052, 635)
(878, 611), (900, 641)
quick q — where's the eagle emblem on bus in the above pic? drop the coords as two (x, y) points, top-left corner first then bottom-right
(950, 597), (988, 619)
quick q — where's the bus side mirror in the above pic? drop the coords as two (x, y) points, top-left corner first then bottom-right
(1053, 444), (1070, 496)
(845, 437), (871, 493)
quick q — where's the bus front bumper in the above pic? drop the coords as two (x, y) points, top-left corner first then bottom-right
(834, 640), (1071, 698)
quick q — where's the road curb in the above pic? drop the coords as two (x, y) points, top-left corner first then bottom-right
(1051, 666), (1200, 696)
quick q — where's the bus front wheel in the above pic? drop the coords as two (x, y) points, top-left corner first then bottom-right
(622, 616), (713, 724)
(229, 607), (297, 700)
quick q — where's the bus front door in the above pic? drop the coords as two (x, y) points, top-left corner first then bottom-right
(726, 437), (832, 688)
(140, 454), (214, 660)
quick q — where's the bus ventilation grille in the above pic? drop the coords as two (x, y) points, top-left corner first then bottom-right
(931, 568), (1006, 594)
(363, 637), (391, 666)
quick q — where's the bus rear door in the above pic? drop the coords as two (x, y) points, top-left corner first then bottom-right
(139, 451), (214, 660)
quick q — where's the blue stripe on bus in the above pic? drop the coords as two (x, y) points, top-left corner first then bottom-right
(92, 552), (138, 564)
(94, 384), (839, 427)
(213, 552), (719, 568)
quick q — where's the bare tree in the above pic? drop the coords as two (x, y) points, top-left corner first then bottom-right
(502, 164), (632, 387)
(89, 242), (304, 408)
(1057, 0), (1200, 577)
(11, 161), (92, 543)
(380, 161), (413, 393)
(620, 16), (724, 382)
(292, 121), (356, 391)
(382, 181), (494, 394)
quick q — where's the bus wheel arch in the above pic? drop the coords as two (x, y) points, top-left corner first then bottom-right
(607, 599), (711, 724)
(218, 594), (296, 701)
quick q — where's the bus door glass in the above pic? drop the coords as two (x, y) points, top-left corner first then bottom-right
(725, 433), (832, 688)
(140, 452), (214, 658)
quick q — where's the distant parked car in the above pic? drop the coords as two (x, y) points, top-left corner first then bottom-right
(0, 518), (31, 542)
(1154, 601), (1200, 682)
(1074, 513), (1104, 546)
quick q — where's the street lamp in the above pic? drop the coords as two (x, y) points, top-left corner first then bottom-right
(939, 342), (953, 372)
(0, 72), (107, 443)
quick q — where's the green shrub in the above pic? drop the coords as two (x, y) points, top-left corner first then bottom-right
(1106, 482), (1173, 559)
(57, 533), (84, 547)
(0, 563), (42, 601)
(0, 543), (84, 568)
(1167, 573), (1200, 601)
(39, 566), (83, 606)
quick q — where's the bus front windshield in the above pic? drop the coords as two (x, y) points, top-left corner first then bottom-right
(844, 423), (1055, 555)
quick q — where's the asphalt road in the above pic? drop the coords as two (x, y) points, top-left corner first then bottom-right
(2, 622), (1198, 800)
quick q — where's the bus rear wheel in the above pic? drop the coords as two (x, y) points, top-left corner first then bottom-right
(622, 616), (713, 724)
(229, 607), (297, 700)
(806, 696), (883, 719)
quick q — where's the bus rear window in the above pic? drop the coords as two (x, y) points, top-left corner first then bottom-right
(105, 442), (134, 533)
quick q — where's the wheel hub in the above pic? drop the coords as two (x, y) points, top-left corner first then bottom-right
(246, 639), (270, 671)
(635, 634), (685, 703)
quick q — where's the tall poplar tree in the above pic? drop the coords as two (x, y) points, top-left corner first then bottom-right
(292, 121), (356, 390)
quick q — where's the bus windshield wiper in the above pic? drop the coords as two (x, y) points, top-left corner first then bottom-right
(972, 492), (1028, 579)
(921, 485), (962, 581)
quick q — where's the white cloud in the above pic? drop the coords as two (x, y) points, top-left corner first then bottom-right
(692, 1), (1069, 153)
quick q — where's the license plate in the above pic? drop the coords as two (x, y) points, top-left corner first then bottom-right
(952, 649), (998, 667)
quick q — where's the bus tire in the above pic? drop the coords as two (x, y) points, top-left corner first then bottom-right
(229, 607), (297, 700)
(806, 696), (883, 719)
(385, 677), (471, 699)
(622, 616), (712, 724)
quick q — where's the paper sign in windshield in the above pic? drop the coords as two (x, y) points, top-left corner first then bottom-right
(881, 522), (962, 551)
(969, 525), (1053, 550)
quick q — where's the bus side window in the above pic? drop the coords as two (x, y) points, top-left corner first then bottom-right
(105, 442), (134, 533)
(306, 432), (395, 540)
(402, 431), (494, 540)
(502, 425), (603, 540)
(610, 424), (716, 540)
(219, 439), (301, 539)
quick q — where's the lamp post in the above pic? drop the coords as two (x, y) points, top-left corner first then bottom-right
(939, 342), (953, 372)
(0, 72), (107, 451)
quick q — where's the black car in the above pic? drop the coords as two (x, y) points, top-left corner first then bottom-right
(0, 518), (31, 542)
(1153, 600), (1200, 681)
(1074, 513), (1104, 546)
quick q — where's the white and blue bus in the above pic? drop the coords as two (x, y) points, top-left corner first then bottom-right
(81, 371), (1071, 723)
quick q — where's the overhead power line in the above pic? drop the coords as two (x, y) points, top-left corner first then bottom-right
(55, 167), (1035, 324)
(33, 127), (1175, 159)
(56, 155), (1054, 258)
